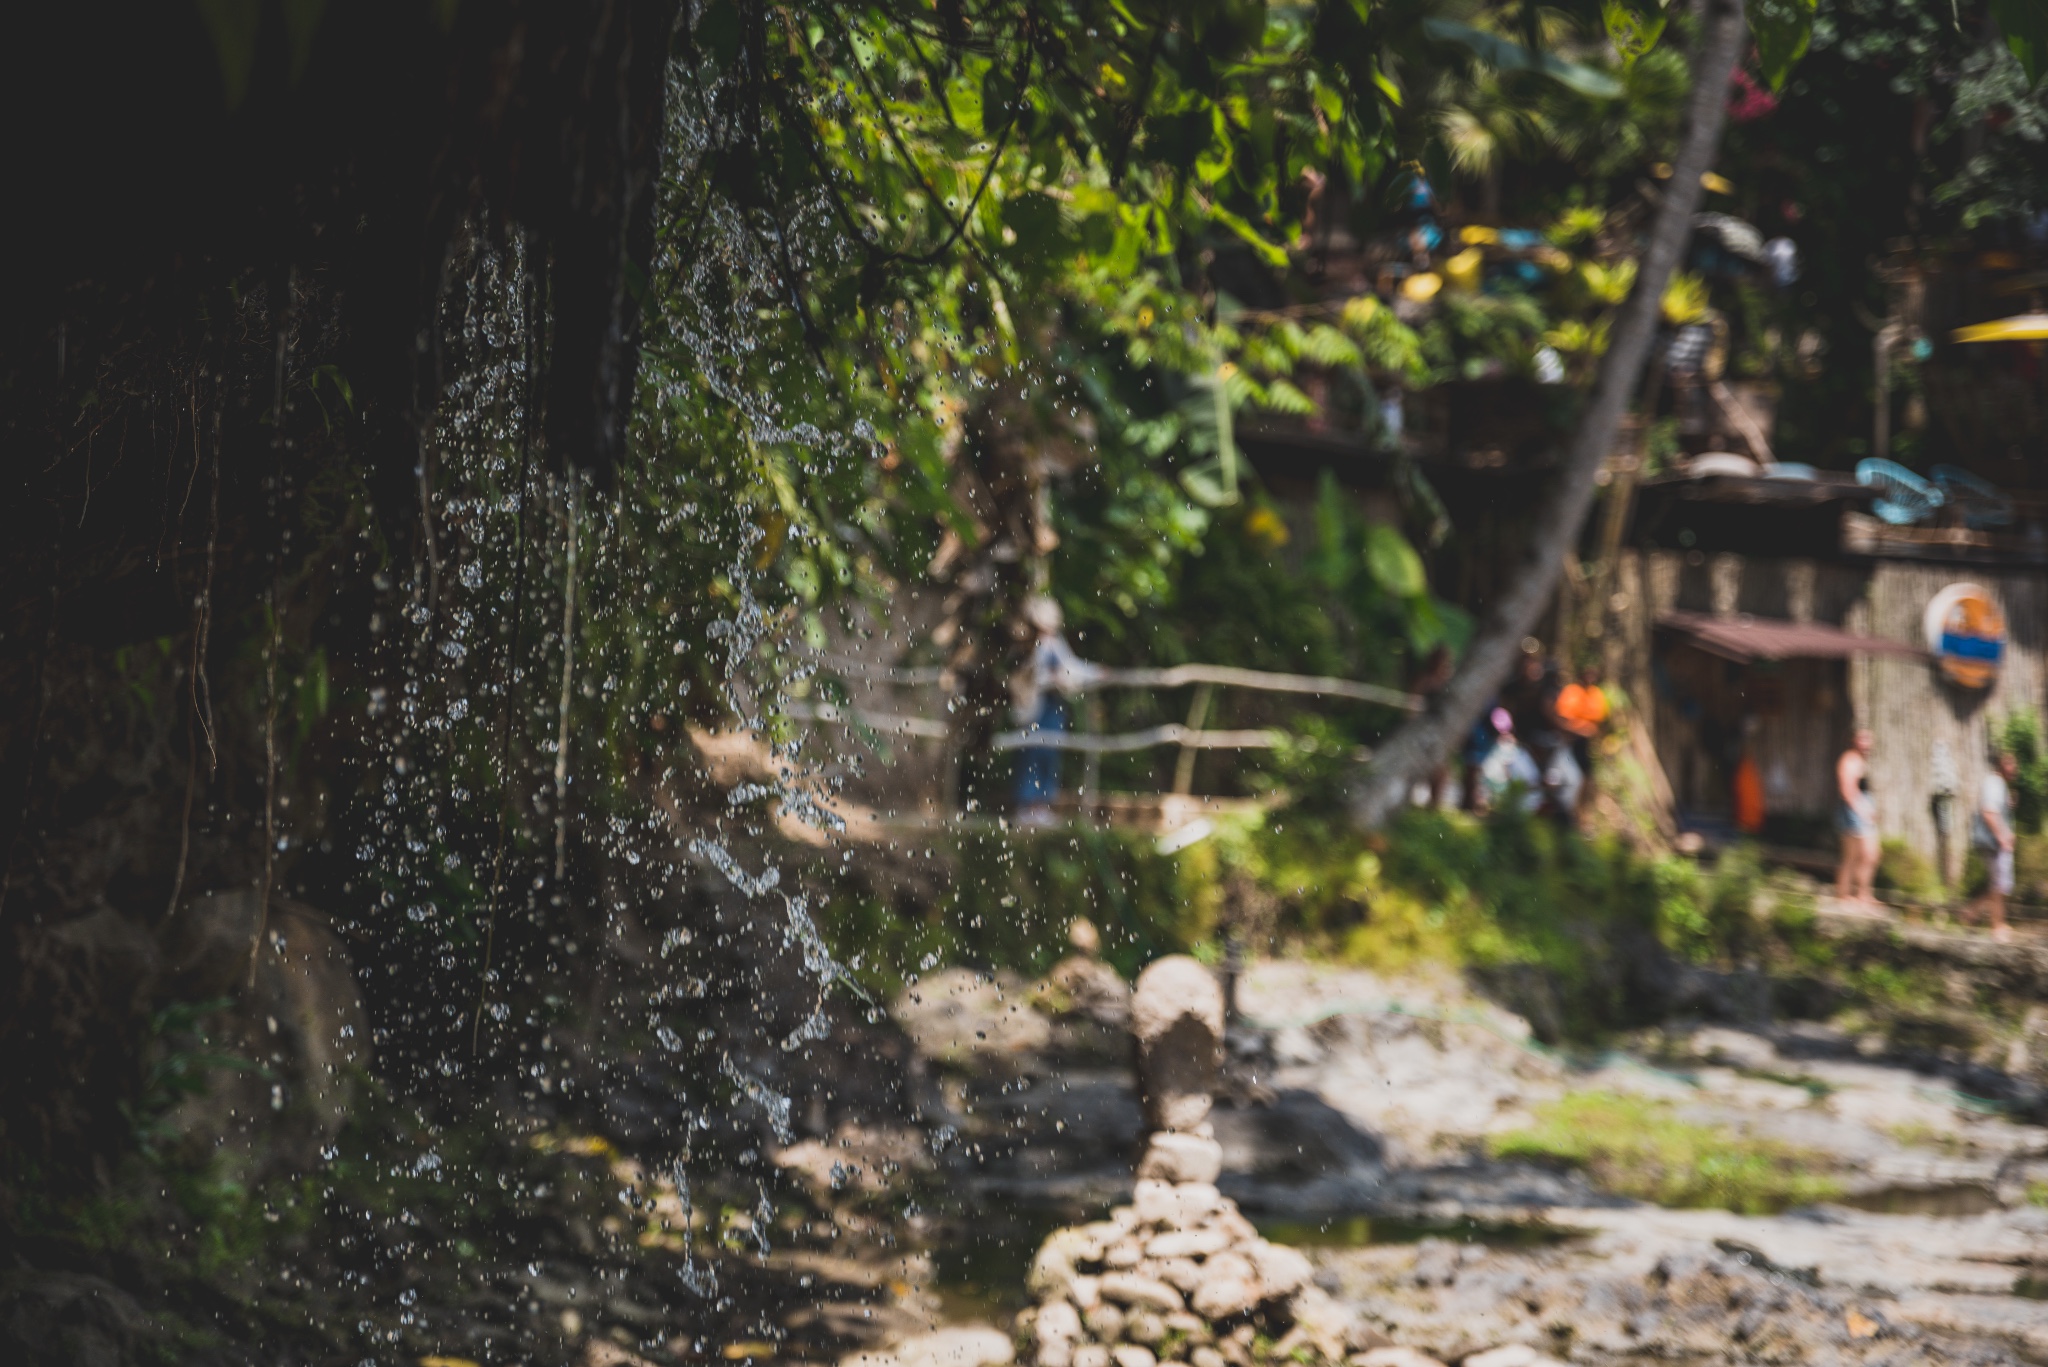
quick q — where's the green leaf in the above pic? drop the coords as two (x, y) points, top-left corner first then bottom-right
(1601, 0), (1665, 70)
(1261, 378), (1317, 415)
(1748, 0), (1816, 92)
(1297, 323), (1362, 367)
(1363, 522), (1426, 597)
(1422, 19), (1625, 99)
(1203, 200), (1289, 269)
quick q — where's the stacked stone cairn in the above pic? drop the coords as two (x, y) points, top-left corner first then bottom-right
(1018, 957), (1370, 1367)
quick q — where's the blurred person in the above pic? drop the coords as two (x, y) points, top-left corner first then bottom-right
(1968, 749), (2018, 943)
(1732, 715), (1766, 836)
(1834, 728), (1879, 909)
(1555, 664), (1611, 822)
(1479, 708), (1543, 814)
(1500, 648), (1563, 747)
(1502, 648), (1577, 823)
(1011, 596), (1100, 827)
(1459, 703), (1497, 812)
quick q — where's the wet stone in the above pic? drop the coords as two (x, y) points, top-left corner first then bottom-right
(1132, 957), (1224, 1134)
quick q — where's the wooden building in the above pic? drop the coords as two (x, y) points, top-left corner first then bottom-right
(1613, 471), (2048, 876)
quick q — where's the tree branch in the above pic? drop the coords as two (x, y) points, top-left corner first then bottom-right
(1348, 0), (1749, 830)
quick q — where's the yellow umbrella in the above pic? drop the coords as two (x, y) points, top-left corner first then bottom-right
(1952, 313), (2048, 343)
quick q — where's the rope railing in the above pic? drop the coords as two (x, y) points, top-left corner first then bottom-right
(1088, 663), (1421, 711)
(799, 654), (1423, 710)
(782, 662), (1419, 755)
(990, 724), (1288, 753)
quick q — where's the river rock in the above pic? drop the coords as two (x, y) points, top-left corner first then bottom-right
(1146, 1228), (1233, 1260)
(1032, 1227), (1111, 1298)
(896, 1328), (1017, 1367)
(1099, 1272), (1184, 1314)
(1045, 954), (1135, 1030)
(1125, 1310), (1168, 1346)
(1132, 1179), (1221, 1229)
(1132, 956), (1224, 1132)
(1035, 1299), (1083, 1353)
(1083, 1303), (1125, 1341)
(1348, 1351), (1446, 1367)
(1187, 1252), (1261, 1320)
(1460, 1348), (1558, 1367)
(1016, 954), (1460, 1367)
(1245, 1242), (1312, 1300)
(1282, 1286), (1358, 1360)
(1137, 1131), (1224, 1185)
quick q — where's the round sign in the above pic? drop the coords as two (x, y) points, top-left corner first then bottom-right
(1923, 583), (2005, 689)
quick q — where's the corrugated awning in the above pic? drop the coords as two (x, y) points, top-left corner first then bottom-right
(1657, 610), (1924, 663)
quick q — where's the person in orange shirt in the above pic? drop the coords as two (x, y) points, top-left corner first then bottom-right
(1554, 665), (1610, 820)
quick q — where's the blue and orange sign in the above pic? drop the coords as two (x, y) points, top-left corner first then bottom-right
(1923, 583), (2006, 689)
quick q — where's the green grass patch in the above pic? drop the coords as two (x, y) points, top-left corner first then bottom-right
(1489, 1091), (1845, 1214)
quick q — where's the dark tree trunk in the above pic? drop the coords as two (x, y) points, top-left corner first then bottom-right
(1349, 0), (1749, 830)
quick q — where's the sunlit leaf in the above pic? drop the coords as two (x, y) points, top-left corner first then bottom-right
(1363, 522), (1426, 597)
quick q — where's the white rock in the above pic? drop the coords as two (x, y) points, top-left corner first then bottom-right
(1188, 1251), (1262, 1319)
(1082, 1303), (1125, 1342)
(1349, 1351), (1446, 1367)
(1031, 1226), (1112, 1297)
(1145, 1228), (1233, 1260)
(895, 1329), (1016, 1367)
(1272, 1025), (1323, 1068)
(1190, 1350), (1226, 1367)
(1206, 1208), (1260, 1244)
(1146, 1257), (1203, 1294)
(1073, 1349), (1110, 1367)
(1124, 1311), (1167, 1346)
(1462, 1348), (1557, 1367)
(1132, 957), (1224, 1132)
(1111, 1348), (1156, 1367)
(1245, 1241), (1312, 1300)
(1137, 1133), (1224, 1185)
(1132, 1181), (1179, 1226)
(1286, 1286), (1356, 1359)
(1098, 1272), (1184, 1313)
(1141, 1183), (1221, 1229)
(1035, 1300), (1083, 1349)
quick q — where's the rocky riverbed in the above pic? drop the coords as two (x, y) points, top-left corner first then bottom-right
(880, 951), (2048, 1366)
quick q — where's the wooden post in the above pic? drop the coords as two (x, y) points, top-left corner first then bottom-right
(1172, 684), (1215, 796)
